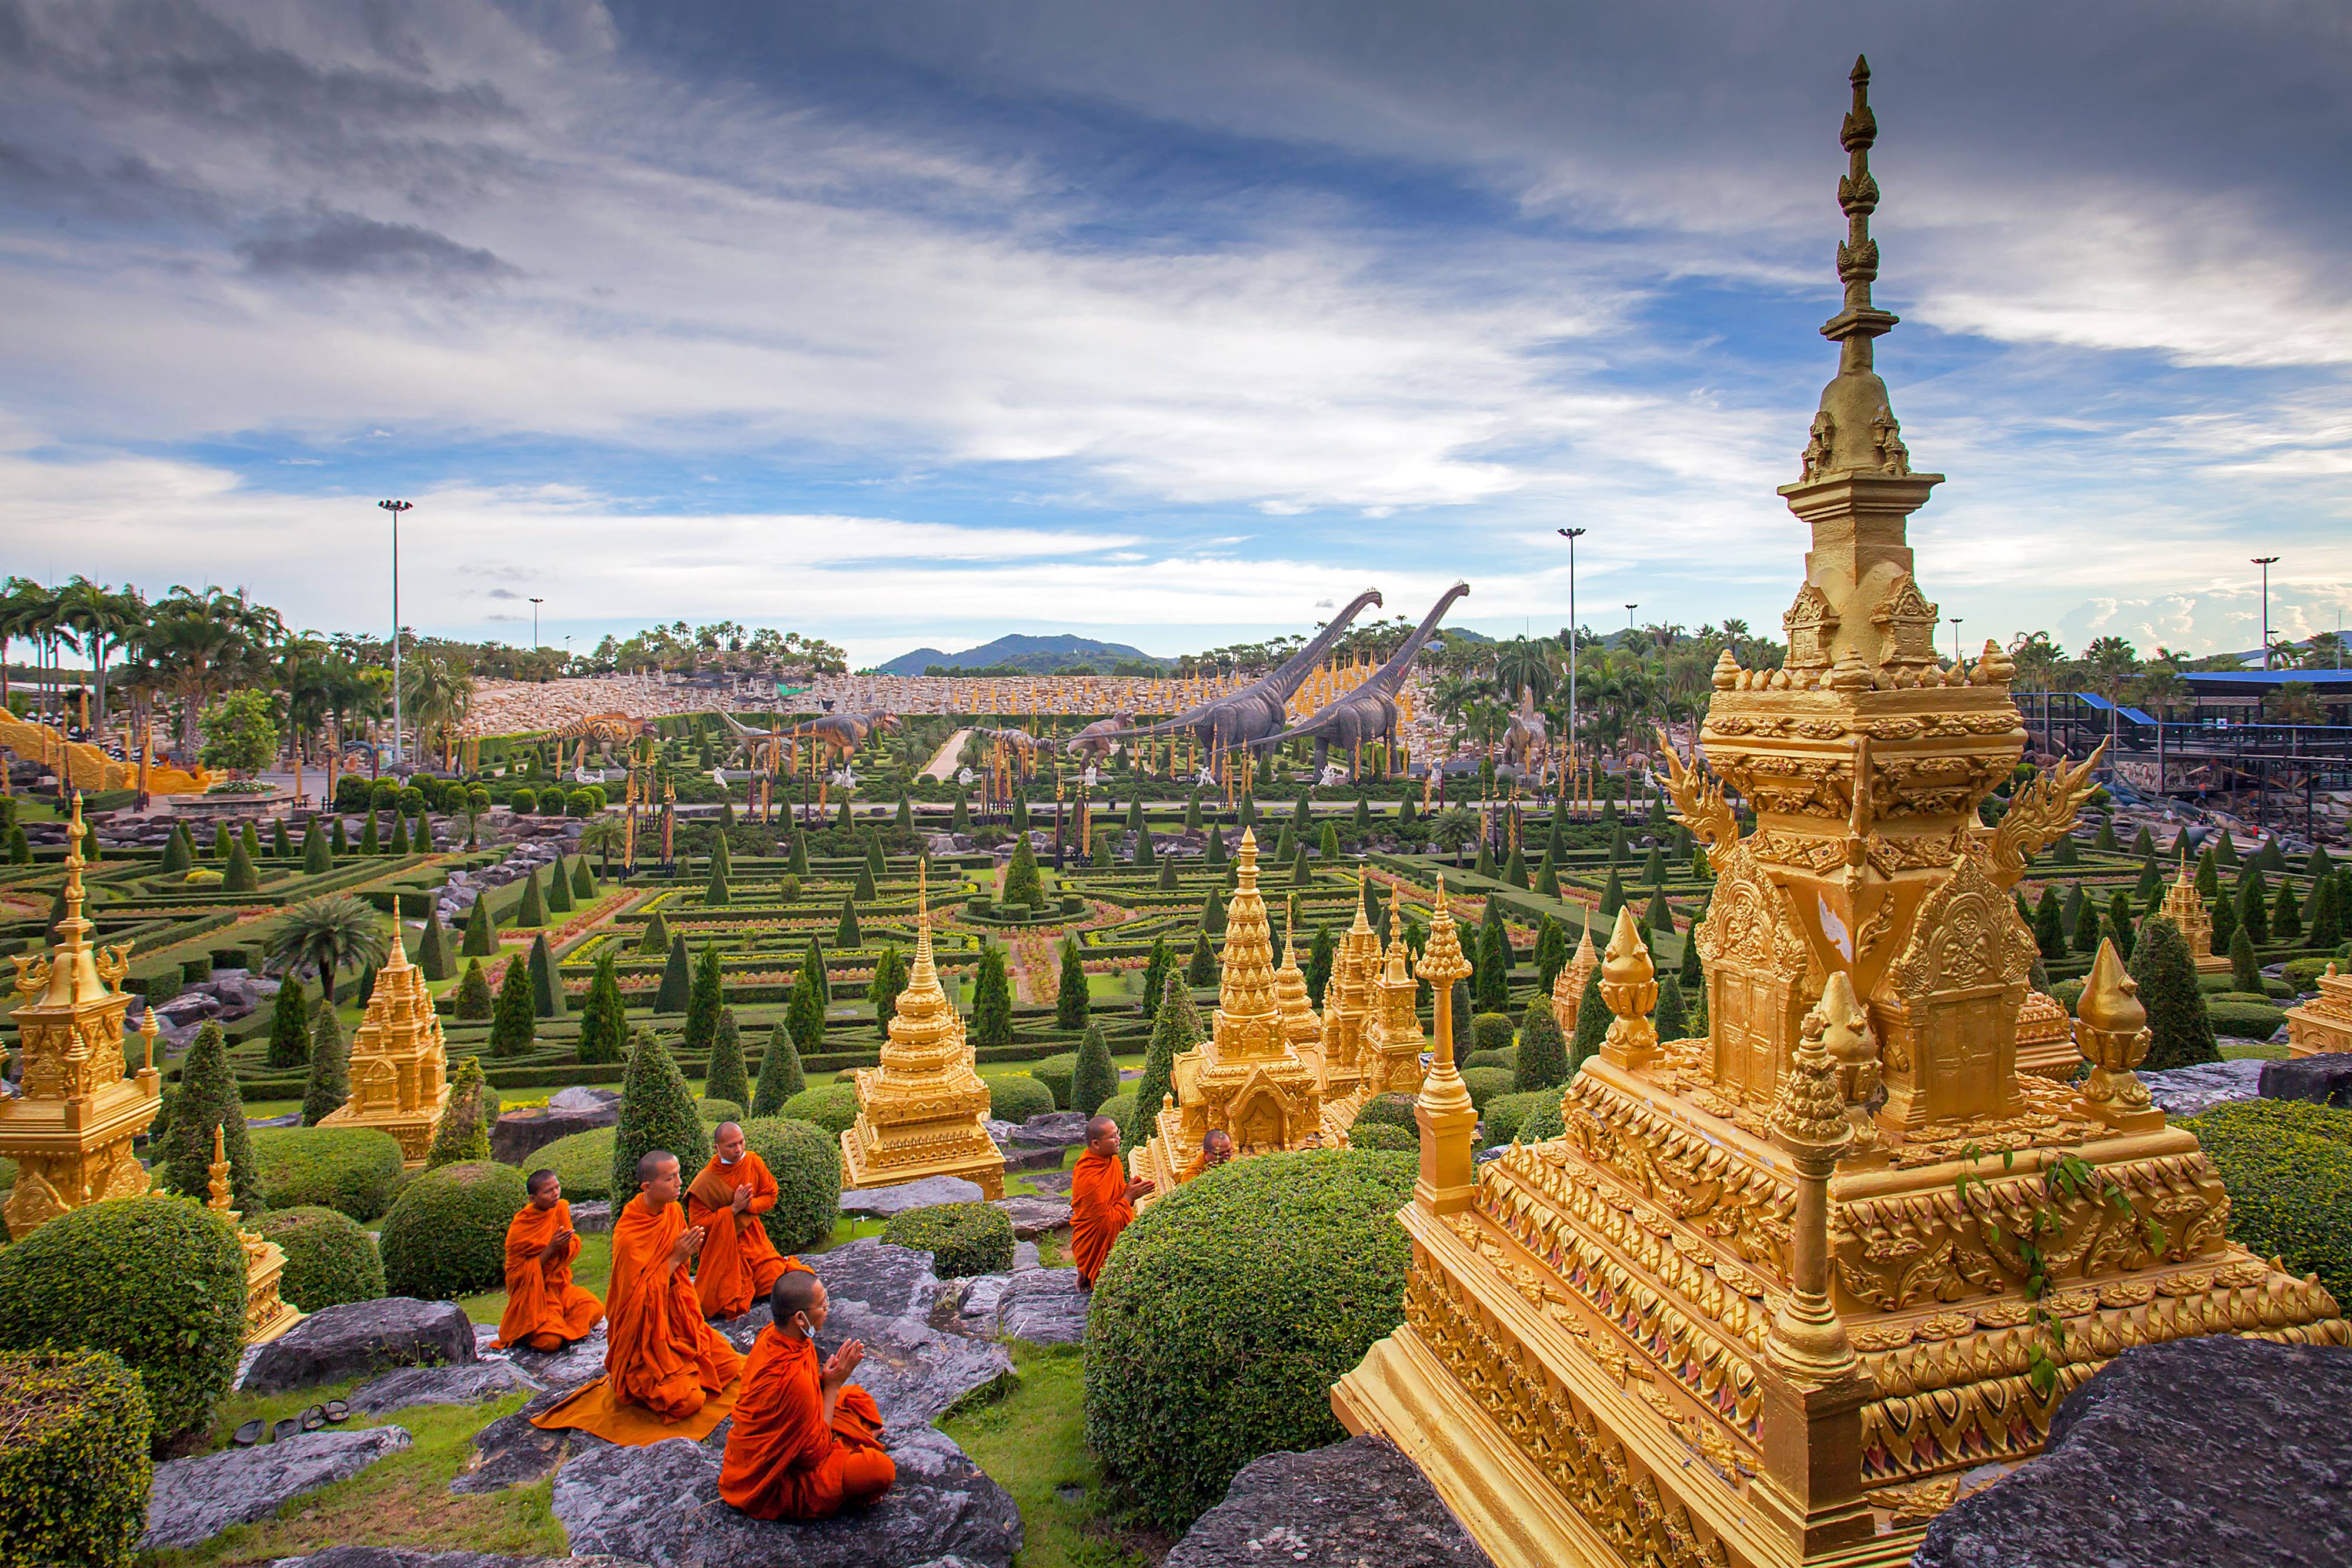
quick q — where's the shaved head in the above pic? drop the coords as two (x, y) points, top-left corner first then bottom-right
(770, 1268), (826, 1333)
(637, 1149), (679, 1184)
(1085, 1115), (1118, 1139)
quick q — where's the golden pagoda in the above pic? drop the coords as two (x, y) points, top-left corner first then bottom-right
(1132, 828), (1325, 1193)
(2286, 962), (2352, 1058)
(841, 864), (1004, 1199)
(1, 794), (163, 1240)
(1313, 879), (1384, 1108)
(1357, 928), (1432, 1102)
(1551, 920), (1601, 1037)
(2010, 989), (2077, 1081)
(318, 933), (451, 1168)
(1333, 58), (2343, 1568)
(1272, 915), (1325, 1070)
(206, 1123), (303, 1344)
(2158, 850), (2230, 974)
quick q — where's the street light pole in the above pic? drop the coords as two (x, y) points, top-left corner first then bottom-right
(1625, 604), (1639, 637)
(1556, 527), (1585, 800)
(530, 597), (544, 650)
(1950, 617), (1963, 663)
(2251, 557), (2279, 670)
(378, 500), (411, 765)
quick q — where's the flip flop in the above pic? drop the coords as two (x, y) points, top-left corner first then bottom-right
(232, 1419), (265, 1448)
(301, 1405), (328, 1433)
(322, 1399), (349, 1425)
(272, 1416), (300, 1445)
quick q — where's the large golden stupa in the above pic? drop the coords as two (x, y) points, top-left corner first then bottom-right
(1334, 58), (2344, 1568)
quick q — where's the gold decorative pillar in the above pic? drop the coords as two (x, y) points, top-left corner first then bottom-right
(1595, 907), (1658, 1072)
(1412, 879), (1476, 1216)
(206, 1125), (303, 1344)
(2072, 938), (2161, 1131)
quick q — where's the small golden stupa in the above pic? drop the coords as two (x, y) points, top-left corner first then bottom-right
(841, 864), (1004, 1199)
(2286, 962), (2352, 1058)
(1272, 915), (1325, 1069)
(206, 1123), (303, 1345)
(1313, 880), (1385, 1108)
(1132, 829), (1326, 1192)
(318, 932), (451, 1168)
(1356, 928), (1432, 1102)
(1334, 58), (2343, 1568)
(1551, 920), (1601, 1037)
(1, 794), (163, 1240)
(2010, 989), (2077, 1081)
(2159, 850), (2230, 974)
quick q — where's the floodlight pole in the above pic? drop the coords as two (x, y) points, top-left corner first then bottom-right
(1556, 528), (1585, 808)
(530, 597), (544, 650)
(2252, 557), (2279, 670)
(379, 500), (411, 765)
(1950, 617), (1963, 663)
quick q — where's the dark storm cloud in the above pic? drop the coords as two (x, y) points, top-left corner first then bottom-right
(235, 208), (517, 283)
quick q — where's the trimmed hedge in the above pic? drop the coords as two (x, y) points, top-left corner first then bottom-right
(880, 1202), (1014, 1278)
(1459, 1066), (1515, 1112)
(988, 1074), (1056, 1125)
(0, 1197), (248, 1440)
(1481, 1089), (1555, 1147)
(377, 1161), (529, 1300)
(741, 1117), (843, 1253)
(0, 1350), (152, 1568)
(2189, 1099), (2352, 1307)
(1468, 1012), (1515, 1056)
(1347, 1121), (1416, 1152)
(540, 1125), (616, 1202)
(1464, 1048), (1516, 1072)
(250, 1205), (387, 1312)
(1028, 1052), (1079, 1109)
(781, 1082), (860, 1136)
(1519, 1095), (1566, 1143)
(699, 1097), (746, 1124)
(1084, 1149), (1416, 1529)
(2206, 999), (2287, 1040)
(1097, 1090), (1138, 1136)
(252, 1126), (406, 1221)
(1354, 1093), (1418, 1131)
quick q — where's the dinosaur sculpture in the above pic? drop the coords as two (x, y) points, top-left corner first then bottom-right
(1501, 687), (1548, 774)
(550, 714), (657, 762)
(1064, 713), (1136, 763)
(720, 710), (900, 768)
(1095, 587), (1385, 755)
(970, 725), (1044, 762)
(1242, 583), (1468, 778)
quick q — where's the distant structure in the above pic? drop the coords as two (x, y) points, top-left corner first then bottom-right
(319, 937), (452, 1168)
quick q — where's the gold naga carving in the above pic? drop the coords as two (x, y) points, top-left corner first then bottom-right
(1656, 730), (1739, 870)
(1984, 743), (2107, 890)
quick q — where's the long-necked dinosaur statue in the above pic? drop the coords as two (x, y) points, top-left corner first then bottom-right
(1097, 587), (1385, 754)
(1241, 583), (1468, 778)
(720, 710), (901, 767)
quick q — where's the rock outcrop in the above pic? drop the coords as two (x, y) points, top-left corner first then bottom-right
(243, 1299), (477, 1394)
(143, 1428), (414, 1552)
(1164, 1434), (1493, 1568)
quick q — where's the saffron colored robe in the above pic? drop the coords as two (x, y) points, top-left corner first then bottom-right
(603, 1193), (745, 1419)
(719, 1325), (896, 1520)
(1070, 1148), (1136, 1288)
(687, 1151), (794, 1319)
(492, 1199), (604, 1351)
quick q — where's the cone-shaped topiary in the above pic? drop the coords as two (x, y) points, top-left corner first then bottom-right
(704, 1007), (750, 1108)
(158, 1022), (262, 1215)
(853, 858), (878, 901)
(972, 945), (1014, 1049)
(1127, 973), (1202, 1146)
(683, 944), (724, 1059)
(2070, 890), (2100, 956)
(1186, 927), (1218, 987)
(1645, 887), (1675, 935)
(2229, 927), (2264, 994)
(1073, 1020), (1118, 1115)
(1004, 833), (1045, 907)
(611, 1028), (711, 1202)
(2032, 887), (2066, 961)
(803, 933), (830, 1005)
(836, 894), (861, 948)
(453, 958), (493, 1019)
(866, 834), (886, 877)
(2274, 879), (2303, 944)
(703, 857), (730, 907)
(656, 932), (692, 1012)
(2311, 877), (2344, 953)
(1057, 937), (1090, 1029)
(1515, 997), (1568, 1091)
(572, 855), (596, 900)
(1473, 918), (1509, 1012)
(387, 813), (410, 855)
(2136, 854), (2165, 912)
(576, 952), (627, 1065)
(2106, 891), (2136, 962)
(753, 1020), (806, 1116)
(1655, 972), (1689, 1041)
(302, 1005), (349, 1126)
(361, 813), (382, 855)
(638, 906), (672, 955)
(2235, 867), (2271, 945)
(462, 894), (495, 957)
(787, 829), (810, 877)
(161, 821), (193, 872)
(417, 904), (453, 981)
(1205, 824), (1226, 867)
(2130, 916), (2217, 1070)
(545, 855), (575, 915)
(1567, 967), (1609, 1073)
(517, 867), (547, 927)
(527, 931), (564, 1017)
(426, 1057), (493, 1168)
(490, 954), (537, 1057)
(1157, 854), (1177, 891)
(870, 944), (907, 1032)
(1598, 867), (1625, 918)
(787, 944), (828, 1057)
(1307, 925), (1334, 1006)
(223, 834), (259, 892)
(1201, 882), (1228, 935)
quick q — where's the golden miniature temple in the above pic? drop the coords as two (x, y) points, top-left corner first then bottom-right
(206, 1123), (303, 1344)
(318, 934), (451, 1168)
(2009, 990), (2076, 1081)
(2158, 851), (2230, 975)
(1132, 829), (1328, 1192)
(2286, 963), (2352, 1058)
(1552, 920), (1601, 1036)
(842, 865), (1005, 1199)
(1332, 58), (2344, 1568)
(1273, 916), (1326, 1068)
(1, 795), (163, 1240)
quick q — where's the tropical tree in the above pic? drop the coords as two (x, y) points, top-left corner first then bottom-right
(263, 894), (390, 1005)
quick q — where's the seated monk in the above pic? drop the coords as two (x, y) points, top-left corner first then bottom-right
(1181, 1128), (1235, 1183)
(689, 1122), (802, 1319)
(604, 1149), (745, 1419)
(1069, 1114), (1154, 1289)
(719, 1269), (896, 1520)
(492, 1169), (604, 1351)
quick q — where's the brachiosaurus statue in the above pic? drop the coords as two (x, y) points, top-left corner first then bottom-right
(720, 710), (901, 767)
(1098, 587), (1384, 755)
(1241, 583), (1468, 778)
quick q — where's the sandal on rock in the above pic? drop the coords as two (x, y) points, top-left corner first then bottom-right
(301, 1405), (328, 1433)
(232, 1419), (265, 1448)
(322, 1400), (349, 1425)
(272, 1416), (301, 1445)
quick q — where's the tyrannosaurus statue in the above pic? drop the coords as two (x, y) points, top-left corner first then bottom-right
(1242, 583), (1468, 778)
(1064, 713), (1136, 762)
(1097, 587), (1384, 755)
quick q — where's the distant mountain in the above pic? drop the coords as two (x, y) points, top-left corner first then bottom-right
(874, 633), (1171, 677)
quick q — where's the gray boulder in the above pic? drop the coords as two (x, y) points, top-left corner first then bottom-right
(2259, 1053), (2352, 1107)
(2139, 1058), (2268, 1116)
(349, 1360), (544, 1416)
(1165, 1433), (1492, 1568)
(263, 1553), (646, 1568)
(1010, 1111), (1090, 1149)
(990, 1195), (1070, 1239)
(840, 1175), (985, 1218)
(492, 1101), (621, 1165)
(143, 1427), (413, 1551)
(993, 1269), (1087, 1346)
(552, 1426), (1021, 1568)
(549, 1086), (623, 1115)
(497, 1322), (611, 1391)
(1914, 1336), (2352, 1568)
(453, 1391), (581, 1496)
(243, 1298), (477, 1394)
(569, 1199), (615, 1234)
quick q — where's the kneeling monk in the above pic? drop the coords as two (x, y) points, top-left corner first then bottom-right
(689, 1122), (796, 1319)
(604, 1149), (744, 1419)
(1070, 1114), (1154, 1289)
(720, 1269), (896, 1520)
(492, 1168), (604, 1351)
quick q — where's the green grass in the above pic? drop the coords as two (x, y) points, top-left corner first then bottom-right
(940, 1344), (1152, 1568)
(2220, 1041), (2291, 1061)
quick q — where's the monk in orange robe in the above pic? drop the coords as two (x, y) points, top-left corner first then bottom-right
(1070, 1114), (1154, 1289)
(492, 1169), (604, 1351)
(603, 1150), (745, 1419)
(688, 1123), (794, 1319)
(1180, 1128), (1235, 1184)
(720, 1269), (896, 1520)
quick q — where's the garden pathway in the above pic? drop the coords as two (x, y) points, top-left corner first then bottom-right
(920, 727), (973, 781)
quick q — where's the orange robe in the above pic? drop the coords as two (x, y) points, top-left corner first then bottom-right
(492, 1199), (605, 1350)
(719, 1325), (896, 1520)
(602, 1193), (745, 1419)
(1070, 1148), (1136, 1288)
(687, 1152), (794, 1319)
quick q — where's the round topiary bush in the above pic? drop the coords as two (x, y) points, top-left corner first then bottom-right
(2188, 1099), (2352, 1306)
(249, 1205), (386, 1313)
(2206, 1000), (2287, 1040)
(0, 1197), (246, 1440)
(697, 1097), (746, 1124)
(740, 1117), (842, 1253)
(1084, 1148), (1417, 1530)
(377, 1161), (529, 1300)
(1348, 1121), (1416, 1152)
(1352, 1093), (1418, 1131)
(1481, 1089), (1553, 1146)
(880, 1202), (1014, 1279)
(781, 1082), (860, 1136)
(1097, 1089), (1137, 1135)
(1459, 1066), (1515, 1111)
(1028, 1053), (1079, 1109)
(0, 1349), (152, 1568)
(539, 1125), (616, 1202)
(1464, 1048), (1516, 1072)
(251, 1126), (406, 1221)
(987, 1074), (1056, 1124)
(1519, 1096), (1566, 1143)
(1469, 1012), (1515, 1056)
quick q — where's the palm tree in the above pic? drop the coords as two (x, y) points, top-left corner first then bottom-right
(580, 814), (627, 876)
(263, 894), (392, 1005)
(1493, 636), (1561, 708)
(59, 577), (144, 735)
(401, 649), (474, 768)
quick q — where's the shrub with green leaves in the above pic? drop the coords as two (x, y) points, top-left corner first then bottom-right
(0, 1350), (152, 1568)
(1518, 1096), (1566, 1143)
(1468, 1012), (1515, 1057)
(377, 1161), (529, 1300)
(2131, 916), (2219, 1071)
(156, 1022), (261, 1217)
(881, 1202), (1014, 1278)
(0, 1198), (246, 1440)
(753, 1021), (806, 1117)
(1084, 1149), (1416, 1529)
(1515, 997), (1568, 1091)
(1464, 1048), (1515, 1072)
(2188, 1099), (2352, 1308)
(251, 1126), (406, 1221)
(1072, 1022), (1119, 1116)
(302, 1006), (350, 1127)
(781, 1081), (860, 1136)
(1347, 1121), (1416, 1152)
(1354, 1092), (1419, 1131)
(1028, 1052), (1079, 1109)
(1481, 1089), (1553, 1146)
(2206, 999), (2288, 1041)
(540, 1125), (616, 1202)
(612, 1030), (711, 1202)
(427, 1057), (495, 1168)
(987, 1074), (1056, 1124)
(1458, 1065), (1515, 1111)
(249, 1205), (387, 1312)
(739, 1117), (842, 1252)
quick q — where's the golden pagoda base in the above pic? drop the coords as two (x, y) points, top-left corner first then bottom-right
(2010, 991), (2076, 1082)
(243, 1233), (305, 1345)
(839, 1126), (1005, 1201)
(2286, 965), (2352, 1057)
(0, 1080), (163, 1241)
(317, 1098), (451, 1171)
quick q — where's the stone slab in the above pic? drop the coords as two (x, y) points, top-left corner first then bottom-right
(143, 1427), (413, 1551)
(453, 1391), (579, 1496)
(2259, 1054), (2352, 1106)
(1164, 1433), (1493, 1568)
(839, 1175), (985, 1218)
(567, 1199), (614, 1233)
(243, 1298), (476, 1394)
(990, 1195), (1070, 1239)
(492, 1103), (619, 1165)
(349, 1360), (544, 1416)
(264, 1553), (646, 1568)
(994, 1268), (1086, 1346)
(2140, 1058), (2268, 1116)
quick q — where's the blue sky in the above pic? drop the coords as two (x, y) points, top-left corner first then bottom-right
(3, 0), (2347, 668)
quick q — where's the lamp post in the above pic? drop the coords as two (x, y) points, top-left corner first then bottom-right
(1626, 603), (1639, 637)
(530, 597), (544, 649)
(2251, 557), (2279, 670)
(1556, 528), (1586, 803)
(378, 500), (410, 765)
(1950, 617), (1964, 663)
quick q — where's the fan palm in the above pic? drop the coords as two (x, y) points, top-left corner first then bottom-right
(265, 894), (392, 1005)
(580, 814), (627, 875)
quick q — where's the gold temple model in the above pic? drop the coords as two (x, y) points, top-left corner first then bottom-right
(843, 862), (1005, 1199)
(2159, 850), (2231, 975)
(206, 1122), (303, 1345)
(318, 931), (452, 1168)
(2286, 962), (2352, 1058)
(1332, 57), (2343, 1568)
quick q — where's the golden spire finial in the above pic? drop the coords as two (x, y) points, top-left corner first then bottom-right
(1415, 878), (1472, 987)
(206, 1121), (233, 1213)
(1349, 873), (1372, 934)
(1598, 907), (1659, 1068)
(2073, 935), (2161, 1124)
